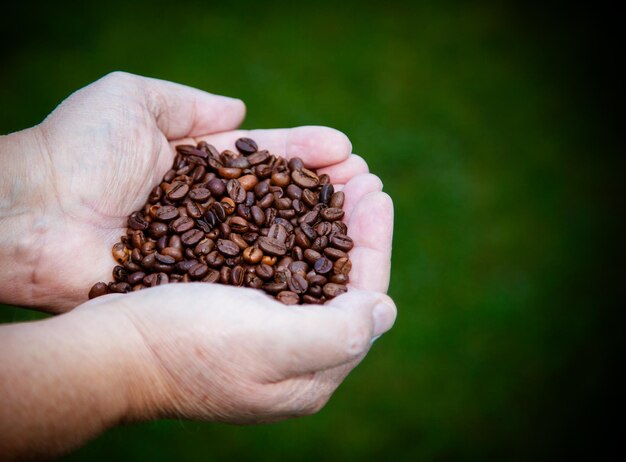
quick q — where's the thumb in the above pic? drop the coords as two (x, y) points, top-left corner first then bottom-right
(99, 72), (246, 140)
(267, 290), (396, 379)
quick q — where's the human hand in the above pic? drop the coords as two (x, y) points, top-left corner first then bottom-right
(0, 72), (386, 312)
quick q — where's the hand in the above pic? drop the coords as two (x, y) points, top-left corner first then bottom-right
(0, 72), (385, 312)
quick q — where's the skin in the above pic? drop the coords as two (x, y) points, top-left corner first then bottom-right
(0, 72), (396, 460)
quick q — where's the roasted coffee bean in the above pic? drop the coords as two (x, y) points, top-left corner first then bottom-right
(314, 221), (332, 236)
(304, 249), (322, 264)
(271, 170), (290, 187)
(261, 255), (277, 266)
(194, 239), (214, 256)
(230, 216), (249, 233)
(238, 174), (258, 191)
(156, 235), (168, 252)
(155, 253), (176, 265)
(333, 257), (352, 275)
(320, 207), (344, 221)
(218, 167), (242, 179)
(112, 242), (128, 264)
(268, 223), (288, 242)
(291, 168), (319, 188)
(207, 178), (226, 197)
(141, 240), (156, 255)
(167, 181), (189, 200)
(332, 221), (348, 235)
(202, 269), (220, 283)
(220, 266), (232, 284)
(206, 251), (225, 268)
(127, 271), (146, 285)
(148, 222), (168, 239)
(314, 257), (333, 274)
(216, 239), (240, 257)
(226, 179), (245, 204)
(300, 223), (317, 241)
(112, 265), (128, 282)
(303, 294), (324, 305)
(330, 233), (354, 251)
(263, 281), (288, 294)
(286, 184), (302, 200)
(298, 210), (319, 225)
(258, 236), (287, 256)
(243, 246), (263, 264)
(291, 245), (304, 261)
(288, 274), (308, 294)
(231, 265), (245, 286)
(323, 283), (347, 299)
(288, 157), (305, 171)
(188, 188), (211, 202)
(289, 260), (308, 275)
(312, 236), (329, 251)
(171, 216), (195, 233)
(154, 205), (178, 221)
(319, 184), (334, 204)
(225, 156), (250, 169)
(307, 284), (323, 298)
(307, 273), (327, 286)
(109, 282), (131, 293)
(229, 233), (249, 250)
(181, 229), (204, 246)
(301, 189), (318, 208)
(128, 211), (149, 230)
(324, 247), (348, 260)
(125, 259), (142, 273)
(235, 137), (258, 154)
(329, 191), (345, 208)
(88, 282), (109, 299)
(256, 263), (274, 280)
(330, 274), (349, 284)
(189, 263), (209, 279)
(277, 291), (300, 305)
(294, 229), (311, 248)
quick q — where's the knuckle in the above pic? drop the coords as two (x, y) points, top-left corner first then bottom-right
(343, 318), (371, 358)
(103, 70), (135, 83)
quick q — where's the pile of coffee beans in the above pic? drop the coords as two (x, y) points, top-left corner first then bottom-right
(88, 138), (353, 305)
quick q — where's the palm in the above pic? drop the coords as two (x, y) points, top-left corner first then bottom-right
(33, 73), (391, 310)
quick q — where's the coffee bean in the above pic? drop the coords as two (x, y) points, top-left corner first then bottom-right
(229, 233), (249, 250)
(202, 269), (220, 283)
(155, 253), (176, 265)
(127, 271), (146, 285)
(156, 205), (179, 221)
(235, 137), (258, 154)
(230, 216), (249, 233)
(231, 265), (245, 286)
(320, 184), (334, 204)
(268, 223), (288, 242)
(186, 202), (203, 219)
(248, 150), (270, 165)
(258, 236), (287, 256)
(207, 178), (226, 197)
(330, 274), (349, 284)
(288, 273), (308, 294)
(226, 179), (246, 204)
(291, 168), (319, 188)
(263, 281), (288, 294)
(323, 283), (347, 299)
(288, 157), (305, 171)
(109, 282), (131, 293)
(324, 247), (348, 260)
(320, 207), (344, 221)
(304, 249), (322, 264)
(216, 239), (240, 257)
(188, 188), (211, 202)
(277, 291), (300, 305)
(189, 263), (209, 279)
(329, 191), (345, 208)
(314, 257), (333, 274)
(333, 257), (352, 275)
(181, 229), (204, 246)
(128, 211), (149, 230)
(112, 242), (128, 264)
(88, 282), (109, 299)
(243, 246), (263, 264)
(298, 210), (319, 225)
(167, 181), (189, 200)
(206, 250), (225, 268)
(148, 222), (168, 239)
(330, 233), (354, 251)
(112, 265), (128, 282)
(302, 294), (324, 305)
(301, 189), (318, 208)
(218, 167), (242, 179)
(194, 239), (214, 256)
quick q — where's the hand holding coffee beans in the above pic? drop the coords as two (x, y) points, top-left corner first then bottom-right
(89, 138), (353, 304)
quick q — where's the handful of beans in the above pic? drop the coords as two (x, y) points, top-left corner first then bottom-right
(88, 137), (353, 305)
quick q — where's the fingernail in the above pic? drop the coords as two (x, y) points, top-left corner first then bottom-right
(372, 302), (395, 339)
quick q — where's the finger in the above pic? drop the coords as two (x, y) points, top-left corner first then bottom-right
(317, 154), (369, 184)
(193, 126), (352, 168)
(340, 173), (383, 222)
(267, 290), (396, 380)
(347, 192), (394, 293)
(115, 72), (247, 139)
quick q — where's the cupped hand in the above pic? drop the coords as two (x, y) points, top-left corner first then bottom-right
(18, 72), (387, 311)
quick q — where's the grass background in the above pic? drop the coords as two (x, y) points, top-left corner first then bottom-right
(1, 1), (620, 460)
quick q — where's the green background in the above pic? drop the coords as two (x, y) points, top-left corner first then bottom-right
(1, 1), (619, 460)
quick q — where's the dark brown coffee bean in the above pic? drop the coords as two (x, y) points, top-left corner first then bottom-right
(141, 253), (156, 270)
(307, 284), (323, 297)
(271, 170), (290, 187)
(216, 239), (240, 257)
(235, 137), (258, 154)
(300, 223), (317, 241)
(156, 235), (168, 252)
(109, 282), (131, 293)
(298, 210), (319, 225)
(209, 202), (225, 222)
(288, 274), (309, 294)
(323, 283), (347, 299)
(319, 184), (334, 204)
(202, 269), (220, 283)
(287, 156), (304, 170)
(302, 189), (318, 208)
(277, 291), (299, 305)
(291, 168), (319, 188)
(188, 188), (211, 202)
(167, 181), (189, 200)
(330, 274), (349, 284)
(286, 184), (302, 200)
(268, 223), (288, 242)
(289, 260), (308, 275)
(181, 229), (204, 246)
(189, 263), (209, 280)
(207, 178), (226, 197)
(258, 236), (287, 256)
(128, 211), (149, 230)
(229, 233), (249, 250)
(333, 257), (352, 276)
(330, 233), (354, 251)
(127, 271), (146, 285)
(170, 216), (194, 234)
(231, 265), (245, 286)
(148, 222), (168, 239)
(219, 266), (232, 284)
(314, 257), (333, 274)
(155, 205), (179, 221)
(155, 253), (176, 265)
(312, 235), (329, 251)
(238, 174), (258, 191)
(324, 247), (348, 260)
(226, 179), (246, 203)
(218, 167), (242, 179)
(256, 263), (274, 280)
(88, 282), (109, 299)
(314, 221), (332, 236)
(277, 256), (294, 270)
(320, 207), (344, 221)
(294, 228), (311, 248)
(194, 239), (214, 256)
(307, 273), (327, 286)
(112, 265), (128, 282)
(302, 294), (324, 305)
(332, 221), (348, 235)
(205, 250), (224, 268)
(304, 249), (322, 264)
(225, 156), (250, 169)
(176, 144), (207, 158)
(229, 216), (249, 233)
(124, 259), (142, 273)
(291, 245), (304, 261)
(141, 241), (156, 256)
(263, 281), (288, 294)
(329, 191), (345, 208)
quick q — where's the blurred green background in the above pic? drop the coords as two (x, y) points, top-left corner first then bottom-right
(1, 0), (619, 460)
